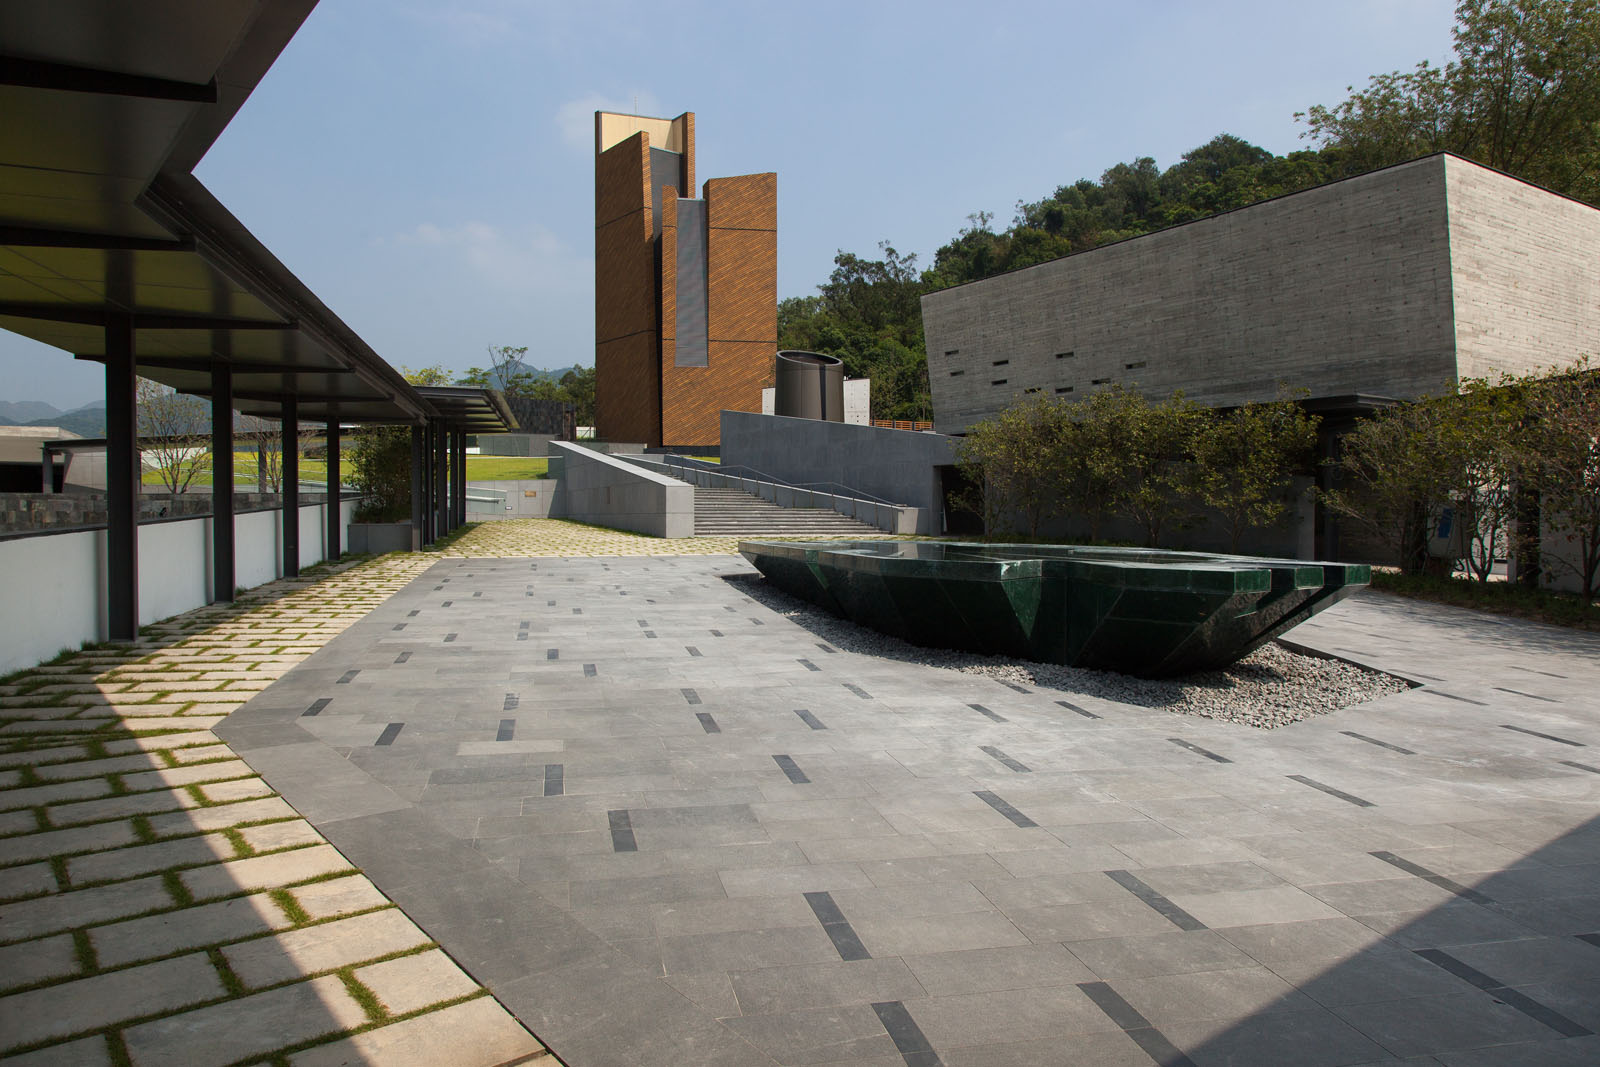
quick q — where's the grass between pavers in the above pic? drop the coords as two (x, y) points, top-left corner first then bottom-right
(1372, 570), (1600, 631)
(0, 551), (544, 1064)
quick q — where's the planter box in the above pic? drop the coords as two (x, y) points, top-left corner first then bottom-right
(348, 521), (413, 554)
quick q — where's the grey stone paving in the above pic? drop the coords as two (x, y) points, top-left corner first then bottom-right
(219, 555), (1600, 1067)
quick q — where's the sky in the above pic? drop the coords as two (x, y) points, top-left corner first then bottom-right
(2, 0), (1460, 410)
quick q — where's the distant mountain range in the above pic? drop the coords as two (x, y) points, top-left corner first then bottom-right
(0, 400), (107, 437)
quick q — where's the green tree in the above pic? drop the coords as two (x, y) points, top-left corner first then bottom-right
(1102, 386), (1204, 548)
(955, 394), (1070, 538)
(349, 426), (412, 523)
(1299, 0), (1600, 205)
(135, 378), (211, 493)
(1524, 358), (1600, 599)
(400, 364), (454, 386)
(559, 366), (597, 426)
(1192, 397), (1320, 553)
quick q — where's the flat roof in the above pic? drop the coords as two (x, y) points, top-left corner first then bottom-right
(0, 1), (507, 429)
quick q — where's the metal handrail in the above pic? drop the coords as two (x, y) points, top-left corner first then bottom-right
(653, 454), (904, 508)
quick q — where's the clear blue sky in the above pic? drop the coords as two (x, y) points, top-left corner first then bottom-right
(3, 0), (1458, 410)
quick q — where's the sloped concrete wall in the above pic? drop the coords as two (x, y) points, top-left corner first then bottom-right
(549, 440), (692, 537)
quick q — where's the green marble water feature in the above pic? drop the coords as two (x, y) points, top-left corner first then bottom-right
(738, 540), (1369, 678)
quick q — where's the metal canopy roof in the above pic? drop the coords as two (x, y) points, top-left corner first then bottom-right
(0, 1), (507, 429)
(414, 387), (519, 434)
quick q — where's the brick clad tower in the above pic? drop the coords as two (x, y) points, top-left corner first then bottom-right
(594, 111), (776, 448)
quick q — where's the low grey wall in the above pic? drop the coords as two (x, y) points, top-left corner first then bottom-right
(475, 433), (559, 458)
(467, 480), (563, 519)
(720, 411), (958, 534)
(347, 522), (413, 554)
(549, 441), (692, 538)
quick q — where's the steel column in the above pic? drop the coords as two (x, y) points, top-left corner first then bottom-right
(453, 428), (466, 527)
(325, 421), (341, 563)
(433, 421), (448, 536)
(282, 397), (299, 577)
(410, 426), (425, 551)
(211, 364), (234, 602)
(105, 314), (138, 640)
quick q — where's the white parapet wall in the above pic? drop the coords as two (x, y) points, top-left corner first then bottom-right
(549, 440), (692, 538)
(0, 498), (356, 675)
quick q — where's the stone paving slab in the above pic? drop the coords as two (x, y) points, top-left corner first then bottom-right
(214, 550), (1600, 1066)
(0, 551), (549, 1065)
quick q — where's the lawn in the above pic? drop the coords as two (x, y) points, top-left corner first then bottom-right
(141, 453), (548, 487)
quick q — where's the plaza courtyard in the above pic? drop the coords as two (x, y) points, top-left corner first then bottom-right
(2, 519), (1599, 1066)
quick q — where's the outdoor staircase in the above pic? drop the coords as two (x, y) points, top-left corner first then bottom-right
(690, 486), (883, 537)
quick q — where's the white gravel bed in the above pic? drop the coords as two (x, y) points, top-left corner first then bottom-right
(732, 575), (1410, 728)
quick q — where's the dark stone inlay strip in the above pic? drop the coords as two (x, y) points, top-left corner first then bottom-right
(999, 681), (1030, 694)
(805, 891), (871, 962)
(1369, 851), (1508, 914)
(302, 698), (331, 717)
(497, 719), (515, 741)
(392, 624), (406, 631)
(686, 646), (702, 657)
(968, 703), (1007, 723)
(1560, 760), (1600, 775)
(375, 723), (404, 746)
(979, 745), (1030, 772)
(1168, 738), (1231, 763)
(503, 693), (518, 711)
(444, 633), (457, 643)
(1106, 869), (1207, 931)
(871, 1001), (940, 1067)
(1055, 700), (1100, 719)
(774, 754), (810, 784)
(682, 688), (701, 705)
(1510, 665), (1567, 679)
(583, 664), (597, 677)
(1500, 724), (1584, 747)
(638, 620), (649, 628)
(643, 631), (657, 639)
(1494, 686), (1560, 704)
(817, 643), (837, 654)
(973, 790), (1037, 828)
(516, 633), (528, 641)
(1077, 982), (1196, 1067)
(1341, 730), (1415, 754)
(608, 809), (637, 852)
(795, 709), (827, 730)
(473, 591), (481, 597)
(572, 608), (581, 615)
(407, 610), (419, 617)
(709, 629), (723, 637)
(797, 659), (821, 672)
(546, 648), (558, 661)
(1286, 774), (1375, 807)
(696, 712), (721, 734)
(393, 652), (410, 664)
(1414, 949), (1592, 1037)
(544, 764), (563, 796)
(1428, 689), (1488, 706)
(547, 599), (555, 606)
(519, 620), (530, 630)
(844, 684), (871, 699)
(441, 600), (452, 607)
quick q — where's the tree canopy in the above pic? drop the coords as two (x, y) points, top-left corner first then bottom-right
(779, 1), (1600, 417)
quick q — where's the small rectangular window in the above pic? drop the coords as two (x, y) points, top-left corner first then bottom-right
(944, 349), (959, 356)
(1055, 386), (1074, 394)
(948, 369), (964, 377)
(991, 379), (1008, 386)
(1091, 377), (1112, 385)
(992, 359), (1009, 366)
(1024, 387), (1042, 394)
(1055, 351), (1074, 359)
(1125, 361), (1146, 370)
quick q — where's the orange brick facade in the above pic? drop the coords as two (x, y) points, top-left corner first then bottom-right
(594, 112), (775, 448)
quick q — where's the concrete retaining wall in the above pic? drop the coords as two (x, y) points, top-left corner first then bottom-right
(0, 498), (356, 674)
(719, 411), (958, 534)
(549, 441), (692, 538)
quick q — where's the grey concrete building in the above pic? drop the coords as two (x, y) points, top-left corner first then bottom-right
(922, 153), (1600, 434)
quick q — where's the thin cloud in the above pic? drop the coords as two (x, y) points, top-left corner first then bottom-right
(392, 221), (590, 293)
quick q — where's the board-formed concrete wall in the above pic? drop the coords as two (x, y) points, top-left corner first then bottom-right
(1445, 158), (1600, 382)
(923, 154), (1599, 434)
(720, 411), (958, 533)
